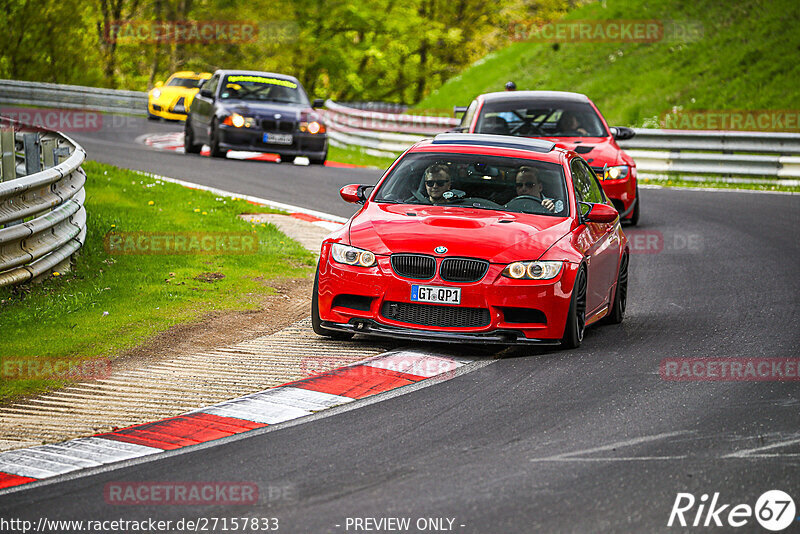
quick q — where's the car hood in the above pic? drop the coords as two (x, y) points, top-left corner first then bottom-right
(156, 87), (199, 97)
(348, 203), (573, 263)
(537, 136), (625, 167)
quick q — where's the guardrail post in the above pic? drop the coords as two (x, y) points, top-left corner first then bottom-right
(41, 138), (57, 169)
(23, 132), (42, 175)
(1, 127), (15, 182)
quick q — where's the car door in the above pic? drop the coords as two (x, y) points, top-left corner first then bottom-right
(571, 158), (619, 314)
(190, 73), (219, 143)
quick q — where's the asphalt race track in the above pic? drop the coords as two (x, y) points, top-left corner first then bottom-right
(1, 111), (799, 532)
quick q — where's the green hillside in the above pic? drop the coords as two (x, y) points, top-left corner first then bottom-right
(415, 0), (800, 128)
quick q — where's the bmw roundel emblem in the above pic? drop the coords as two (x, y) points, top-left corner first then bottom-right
(434, 246), (447, 254)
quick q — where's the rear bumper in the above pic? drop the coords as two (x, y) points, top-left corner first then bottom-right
(219, 125), (327, 158)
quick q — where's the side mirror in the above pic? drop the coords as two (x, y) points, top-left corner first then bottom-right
(453, 105), (468, 117)
(312, 98), (325, 109)
(584, 203), (618, 223)
(154, 81), (164, 88)
(340, 184), (370, 204)
(199, 88), (214, 99)
(610, 126), (635, 141)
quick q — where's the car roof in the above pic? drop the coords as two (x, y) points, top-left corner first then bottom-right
(411, 133), (570, 164)
(479, 90), (592, 104)
(213, 70), (301, 84)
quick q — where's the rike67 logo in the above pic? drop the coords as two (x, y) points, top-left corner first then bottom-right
(668, 490), (796, 531)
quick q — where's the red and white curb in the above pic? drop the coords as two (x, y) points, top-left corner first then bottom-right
(0, 350), (480, 492)
(138, 132), (367, 169)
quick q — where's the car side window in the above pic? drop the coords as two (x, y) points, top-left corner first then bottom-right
(459, 100), (478, 130)
(579, 160), (607, 203)
(570, 159), (601, 216)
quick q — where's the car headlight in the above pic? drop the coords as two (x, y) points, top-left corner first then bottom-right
(151, 89), (161, 99)
(300, 121), (326, 134)
(502, 261), (563, 280)
(603, 165), (629, 181)
(222, 113), (255, 128)
(331, 244), (377, 267)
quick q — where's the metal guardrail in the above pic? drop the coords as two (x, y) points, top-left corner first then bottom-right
(0, 79), (147, 116)
(0, 118), (87, 287)
(323, 102), (800, 182)
(0, 79), (797, 181)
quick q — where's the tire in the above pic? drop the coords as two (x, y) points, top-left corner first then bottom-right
(560, 266), (587, 349)
(147, 112), (159, 121)
(627, 187), (640, 226)
(309, 150), (328, 165)
(209, 119), (226, 158)
(312, 266), (354, 340)
(604, 253), (628, 325)
(183, 119), (202, 154)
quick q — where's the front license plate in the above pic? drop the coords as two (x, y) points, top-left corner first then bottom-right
(411, 285), (461, 305)
(263, 132), (293, 145)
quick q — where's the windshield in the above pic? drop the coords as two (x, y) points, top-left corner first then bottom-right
(476, 100), (607, 138)
(166, 77), (204, 88)
(219, 75), (308, 105)
(373, 152), (569, 217)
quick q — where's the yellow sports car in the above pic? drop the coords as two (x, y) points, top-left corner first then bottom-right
(147, 71), (212, 121)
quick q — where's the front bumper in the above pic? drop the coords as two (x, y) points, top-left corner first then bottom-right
(317, 250), (579, 345)
(596, 172), (637, 218)
(321, 319), (562, 345)
(219, 125), (327, 158)
(148, 99), (188, 121)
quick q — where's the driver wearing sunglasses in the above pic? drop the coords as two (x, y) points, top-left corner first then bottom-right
(515, 166), (557, 212)
(423, 164), (452, 204)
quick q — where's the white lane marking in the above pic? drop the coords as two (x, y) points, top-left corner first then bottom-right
(529, 431), (690, 462)
(639, 184), (798, 195)
(131, 170), (349, 223)
(0, 458), (64, 479)
(7, 448), (101, 469)
(245, 386), (353, 411)
(365, 351), (464, 378)
(202, 399), (311, 425)
(724, 436), (800, 458)
(313, 220), (345, 231)
(530, 456), (689, 462)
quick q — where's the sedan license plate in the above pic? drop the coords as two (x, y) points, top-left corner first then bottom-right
(263, 132), (293, 145)
(411, 285), (461, 305)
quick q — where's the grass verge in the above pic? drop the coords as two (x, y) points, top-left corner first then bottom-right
(0, 160), (315, 402)
(328, 144), (398, 170)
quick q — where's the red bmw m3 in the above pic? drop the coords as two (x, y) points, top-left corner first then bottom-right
(312, 133), (629, 348)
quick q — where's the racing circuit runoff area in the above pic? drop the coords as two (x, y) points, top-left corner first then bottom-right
(0, 109), (798, 533)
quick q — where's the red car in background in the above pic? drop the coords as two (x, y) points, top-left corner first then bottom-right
(313, 133), (629, 348)
(454, 91), (640, 225)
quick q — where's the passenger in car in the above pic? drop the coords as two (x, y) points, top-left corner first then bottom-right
(514, 166), (559, 212)
(556, 111), (589, 136)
